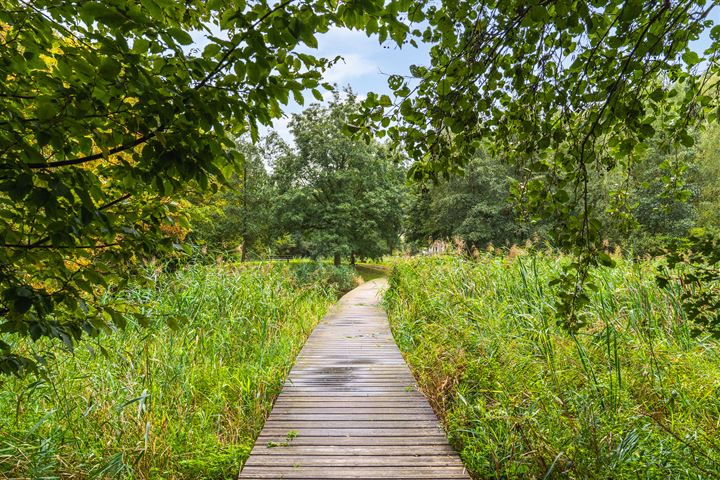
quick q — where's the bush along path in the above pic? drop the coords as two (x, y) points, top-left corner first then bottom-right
(239, 278), (469, 479)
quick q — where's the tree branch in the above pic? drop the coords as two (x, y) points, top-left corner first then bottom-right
(0, 93), (36, 99)
(25, 134), (155, 169)
(20, 0), (297, 170)
(24, 193), (132, 248)
(193, 0), (297, 91)
(98, 193), (132, 211)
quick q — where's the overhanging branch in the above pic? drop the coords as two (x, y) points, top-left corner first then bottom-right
(21, 0), (298, 171)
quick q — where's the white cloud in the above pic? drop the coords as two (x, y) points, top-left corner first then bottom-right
(323, 53), (377, 83)
(259, 89), (368, 145)
(251, 25), (424, 146)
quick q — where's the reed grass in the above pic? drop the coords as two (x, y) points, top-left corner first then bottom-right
(386, 253), (720, 479)
(0, 262), (349, 479)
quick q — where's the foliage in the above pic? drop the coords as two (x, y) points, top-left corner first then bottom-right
(358, 0), (720, 327)
(386, 255), (720, 479)
(0, 0), (418, 374)
(404, 151), (539, 250)
(628, 138), (698, 240)
(402, 117), (718, 257)
(658, 229), (720, 338)
(0, 261), (343, 478)
(272, 94), (407, 264)
(187, 141), (274, 259)
(693, 122), (720, 231)
(289, 262), (360, 293)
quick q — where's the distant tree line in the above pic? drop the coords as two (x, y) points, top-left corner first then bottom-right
(404, 120), (720, 257)
(188, 94), (406, 265)
(189, 99), (720, 262)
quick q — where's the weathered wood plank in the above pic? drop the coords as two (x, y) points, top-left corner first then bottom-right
(254, 436), (454, 446)
(258, 428), (448, 437)
(262, 421), (442, 429)
(271, 407), (434, 413)
(240, 466), (469, 478)
(238, 279), (469, 479)
(269, 413), (436, 420)
(244, 455), (465, 466)
(277, 391), (422, 396)
(272, 399), (430, 405)
(249, 445), (456, 456)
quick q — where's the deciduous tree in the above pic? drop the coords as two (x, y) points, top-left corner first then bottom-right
(272, 94), (406, 265)
(357, 0), (720, 329)
(0, 0), (417, 374)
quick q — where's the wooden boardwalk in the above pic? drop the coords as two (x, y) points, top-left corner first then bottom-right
(239, 278), (469, 479)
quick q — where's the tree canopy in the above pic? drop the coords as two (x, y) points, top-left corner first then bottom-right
(357, 0), (720, 328)
(4, 0), (720, 373)
(272, 95), (406, 264)
(404, 151), (534, 251)
(0, 0), (416, 374)
(186, 141), (274, 260)
(404, 119), (720, 256)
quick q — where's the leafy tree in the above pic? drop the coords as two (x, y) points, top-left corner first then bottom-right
(357, 0), (720, 329)
(187, 141), (274, 260)
(272, 95), (406, 265)
(405, 137), (704, 257)
(405, 152), (535, 251)
(0, 0), (418, 374)
(627, 140), (698, 247)
(402, 187), (434, 250)
(582, 125), (700, 254)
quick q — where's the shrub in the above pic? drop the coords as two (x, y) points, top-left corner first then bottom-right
(289, 262), (360, 294)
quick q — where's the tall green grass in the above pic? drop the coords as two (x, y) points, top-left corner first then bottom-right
(386, 254), (720, 479)
(0, 262), (349, 478)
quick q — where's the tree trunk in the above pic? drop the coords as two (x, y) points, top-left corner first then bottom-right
(241, 161), (248, 262)
(333, 252), (341, 266)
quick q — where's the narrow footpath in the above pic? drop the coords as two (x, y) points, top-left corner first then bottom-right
(239, 278), (470, 479)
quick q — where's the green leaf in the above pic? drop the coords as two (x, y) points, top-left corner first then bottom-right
(13, 297), (32, 315)
(99, 58), (121, 80)
(598, 252), (616, 268)
(203, 43), (222, 58)
(36, 99), (56, 121)
(528, 5), (547, 22)
(682, 50), (701, 66)
(169, 28), (193, 46)
(293, 90), (305, 106)
(639, 123), (655, 138)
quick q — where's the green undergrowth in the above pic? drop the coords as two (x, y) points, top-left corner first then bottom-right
(289, 262), (359, 293)
(385, 254), (720, 479)
(0, 262), (350, 479)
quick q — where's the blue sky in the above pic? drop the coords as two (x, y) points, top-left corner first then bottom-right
(190, 25), (431, 142)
